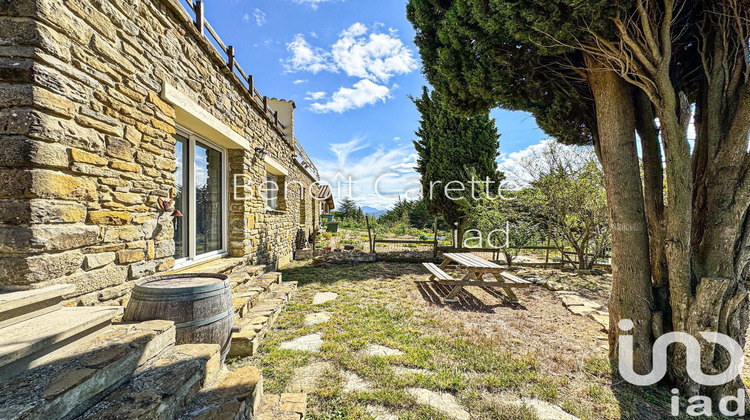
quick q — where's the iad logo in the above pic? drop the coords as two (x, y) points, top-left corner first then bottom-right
(618, 319), (746, 417)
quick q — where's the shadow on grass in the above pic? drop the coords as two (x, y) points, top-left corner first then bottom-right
(282, 261), (427, 287)
(414, 281), (526, 313)
(605, 358), (715, 419)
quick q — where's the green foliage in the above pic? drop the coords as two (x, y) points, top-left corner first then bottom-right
(522, 143), (610, 269)
(412, 87), (502, 231)
(336, 197), (366, 228)
(378, 197), (434, 230)
(406, 0), (606, 145)
(463, 192), (541, 265)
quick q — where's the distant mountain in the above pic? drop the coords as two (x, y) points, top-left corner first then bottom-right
(361, 206), (387, 218)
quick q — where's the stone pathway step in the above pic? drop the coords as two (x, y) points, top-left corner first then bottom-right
(0, 320), (175, 420)
(553, 290), (610, 331)
(0, 306), (123, 378)
(78, 343), (222, 420)
(406, 388), (470, 420)
(228, 266), (274, 292)
(256, 392), (307, 420)
(229, 281), (297, 358)
(231, 272), (283, 320)
(0, 284), (75, 328)
(177, 365), (264, 419)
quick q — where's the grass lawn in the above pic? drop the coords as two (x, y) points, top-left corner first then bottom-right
(230, 261), (693, 419)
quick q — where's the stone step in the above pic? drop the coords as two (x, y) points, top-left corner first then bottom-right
(229, 282), (297, 358)
(78, 343), (222, 420)
(230, 272), (284, 319)
(256, 393), (307, 420)
(169, 257), (248, 277)
(229, 265), (270, 291)
(0, 320), (175, 420)
(177, 365), (264, 419)
(0, 284), (76, 328)
(0, 306), (123, 378)
(232, 290), (264, 319)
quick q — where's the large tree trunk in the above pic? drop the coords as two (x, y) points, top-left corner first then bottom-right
(586, 56), (654, 374)
(685, 12), (750, 400)
(633, 90), (669, 326)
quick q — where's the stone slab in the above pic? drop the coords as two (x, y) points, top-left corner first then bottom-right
(0, 320), (175, 420)
(406, 388), (470, 420)
(588, 312), (610, 331)
(304, 312), (331, 326)
(0, 306), (122, 370)
(567, 305), (598, 316)
(341, 371), (373, 393)
(286, 362), (333, 393)
(362, 344), (403, 357)
(513, 398), (581, 420)
(78, 344), (213, 419)
(279, 334), (323, 353)
(279, 393), (307, 417)
(312, 292), (338, 305)
(366, 405), (399, 420)
(178, 365), (263, 420)
(0, 284), (75, 313)
(559, 294), (602, 309)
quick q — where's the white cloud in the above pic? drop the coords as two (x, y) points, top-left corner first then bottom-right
(305, 91), (328, 101)
(293, 79), (309, 84)
(293, 0), (343, 10)
(242, 13), (250, 22)
(309, 79), (391, 113)
(331, 24), (417, 82)
(253, 8), (266, 26)
(283, 23), (417, 83)
(283, 34), (336, 74)
(313, 138), (421, 208)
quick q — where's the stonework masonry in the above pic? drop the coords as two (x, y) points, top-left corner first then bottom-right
(0, 0), (321, 305)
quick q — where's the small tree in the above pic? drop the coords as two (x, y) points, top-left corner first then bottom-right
(522, 142), (610, 270)
(380, 198), (434, 230)
(464, 194), (540, 266)
(338, 197), (359, 219)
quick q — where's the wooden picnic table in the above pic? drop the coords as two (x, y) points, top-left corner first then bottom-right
(423, 252), (531, 303)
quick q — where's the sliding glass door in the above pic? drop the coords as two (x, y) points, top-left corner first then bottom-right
(174, 129), (226, 266)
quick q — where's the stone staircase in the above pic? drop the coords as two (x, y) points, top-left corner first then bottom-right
(0, 284), (123, 381)
(0, 264), (305, 420)
(226, 268), (298, 358)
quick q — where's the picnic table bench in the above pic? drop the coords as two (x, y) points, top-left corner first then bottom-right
(422, 252), (531, 303)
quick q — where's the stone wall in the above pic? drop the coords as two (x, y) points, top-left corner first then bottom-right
(0, 0), (320, 304)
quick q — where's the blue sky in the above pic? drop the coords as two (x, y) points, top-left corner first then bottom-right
(195, 0), (548, 208)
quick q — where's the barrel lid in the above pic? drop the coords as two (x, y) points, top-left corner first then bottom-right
(133, 273), (229, 295)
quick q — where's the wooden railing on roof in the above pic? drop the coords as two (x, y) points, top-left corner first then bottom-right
(173, 0), (321, 180)
(181, 0), (284, 130)
(293, 137), (320, 179)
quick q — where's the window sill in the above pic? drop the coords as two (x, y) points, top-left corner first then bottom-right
(265, 207), (287, 214)
(170, 252), (230, 273)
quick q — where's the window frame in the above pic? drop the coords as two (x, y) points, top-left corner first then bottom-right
(265, 173), (279, 211)
(174, 126), (228, 269)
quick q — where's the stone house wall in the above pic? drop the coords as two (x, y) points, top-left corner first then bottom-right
(0, 0), (320, 305)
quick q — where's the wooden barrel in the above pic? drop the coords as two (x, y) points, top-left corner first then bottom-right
(123, 273), (233, 359)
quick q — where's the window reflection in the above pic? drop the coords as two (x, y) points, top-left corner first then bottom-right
(174, 135), (187, 260)
(195, 141), (223, 255)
